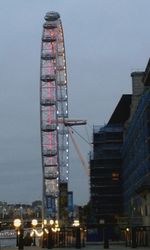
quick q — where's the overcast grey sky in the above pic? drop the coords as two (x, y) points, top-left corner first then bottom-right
(0, 0), (150, 205)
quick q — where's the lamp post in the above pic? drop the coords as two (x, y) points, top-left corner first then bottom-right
(125, 227), (130, 247)
(81, 227), (86, 247)
(42, 219), (47, 248)
(14, 219), (21, 247)
(14, 219), (24, 250)
(50, 219), (54, 227)
(73, 219), (81, 249)
(31, 219), (38, 246)
(47, 219), (54, 249)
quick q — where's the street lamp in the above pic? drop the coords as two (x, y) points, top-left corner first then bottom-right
(50, 219), (54, 226)
(14, 218), (21, 228)
(47, 219), (54, 249)
(42, 219), (49, 248)
(73, 219), (81, 249)
(14, 219), (24, 250)
(31, 219), (38, 246)
(73, 220), (80, 227)
(43, 219), (47, 226)
(14, 219), (21, 246)
(125, 227), (130, 247)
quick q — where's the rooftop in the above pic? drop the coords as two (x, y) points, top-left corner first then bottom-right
(108, 95), (132, 125)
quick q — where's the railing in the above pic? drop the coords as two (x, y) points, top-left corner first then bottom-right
(0, 227), (86, 248)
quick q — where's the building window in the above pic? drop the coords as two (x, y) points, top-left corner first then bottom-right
(112, 172), (119, 181)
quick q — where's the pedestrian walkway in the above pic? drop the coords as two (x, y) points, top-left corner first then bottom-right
(1, 245), (149, 250)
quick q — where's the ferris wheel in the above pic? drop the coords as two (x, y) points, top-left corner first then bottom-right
(40, 12), (69, 220)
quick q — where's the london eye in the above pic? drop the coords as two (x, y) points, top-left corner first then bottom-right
(40, 12), (69, 221)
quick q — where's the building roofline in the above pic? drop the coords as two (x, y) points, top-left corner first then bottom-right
(108, 94), (132, 125)
(143, 58), (150, 86)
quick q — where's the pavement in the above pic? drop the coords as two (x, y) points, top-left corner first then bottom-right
(1, 245), (150, 250)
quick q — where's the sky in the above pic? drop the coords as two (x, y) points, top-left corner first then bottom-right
(0, 0), (150, 205)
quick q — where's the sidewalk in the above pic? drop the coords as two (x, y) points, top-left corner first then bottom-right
(1, 245), (149, 250)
